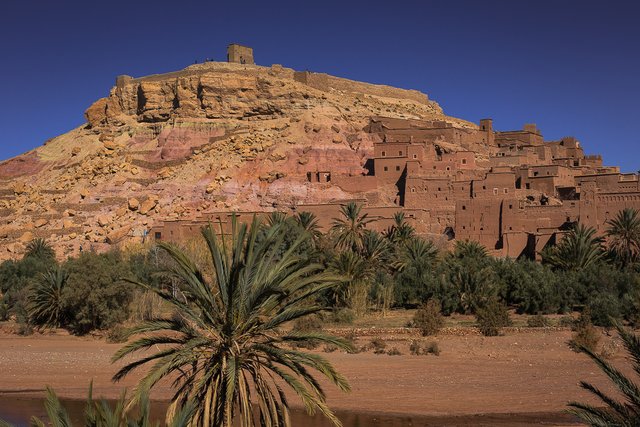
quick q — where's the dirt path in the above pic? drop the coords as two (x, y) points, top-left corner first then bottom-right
(0, 328), (619, 424)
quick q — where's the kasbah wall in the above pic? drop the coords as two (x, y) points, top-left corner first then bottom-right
(152, 47), (640, 259)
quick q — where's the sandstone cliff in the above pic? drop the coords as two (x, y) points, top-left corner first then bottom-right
(0, 61), (476, 259)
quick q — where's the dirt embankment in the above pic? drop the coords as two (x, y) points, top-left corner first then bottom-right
(0, 327), (625, 425)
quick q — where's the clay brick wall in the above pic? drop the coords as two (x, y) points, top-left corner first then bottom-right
(332, 175), (378, 192)
(405, 177), (454, 209)
(472, 172), (515, 198)
(375, 158), (407, 184)
(293, 71), (330, 91)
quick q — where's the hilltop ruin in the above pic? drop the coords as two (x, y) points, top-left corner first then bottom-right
(0, 45), (636, 259)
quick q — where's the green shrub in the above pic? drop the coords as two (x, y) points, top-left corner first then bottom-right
(413, 299), (444, 336)
(475, 298), (512, 336)
(527, 314), (551, 328)
(569, 309), (600, 353)
(588, 293), (620, 327)
(331, 308), (355, 325)
(61, 251), (134, 335)
(558, 315), (575, 328)
(106, 324), (128, 343)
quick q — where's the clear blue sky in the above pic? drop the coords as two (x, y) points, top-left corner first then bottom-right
(1, 0), (638, 171)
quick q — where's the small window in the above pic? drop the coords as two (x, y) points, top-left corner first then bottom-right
(509, 204), (513, 209)
(462, 159), (467, 164)
(399, 151), (403, 156)
(411, 188), (415, 193)
(382, 151), (386, 157)
(395, 166), (400, 171)
(462, 205), (466, 210)
(504, 188), (508, 194)
(154, 232), (162, 239)
(525, 183), (531, 189)
(383, 166), (388, 171)
(438, 187), (441, 191)
(493, 188), (498, 195)
(413, 154), (417, 159)
(482, 185), (486, 190)
(462, 225), (466, 229)
(509, 226), (513, 230)
(446, 167), (451, 171)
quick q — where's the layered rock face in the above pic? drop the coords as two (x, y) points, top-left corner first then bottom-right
(0, 61), (473, 259)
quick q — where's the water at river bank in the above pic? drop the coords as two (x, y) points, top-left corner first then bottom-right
(0, 395), (581, 427)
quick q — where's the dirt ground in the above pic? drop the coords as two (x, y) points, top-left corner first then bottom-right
(0, 325), (626, 425)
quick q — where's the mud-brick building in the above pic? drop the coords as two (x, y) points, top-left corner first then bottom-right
(152, 114), (640, 259)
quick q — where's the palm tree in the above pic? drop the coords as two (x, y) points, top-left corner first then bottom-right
(112, 216), (351, 427)
(266, 211), (288, 227)
(606, 208), (640, 269)
(330, 202), (372, 252)
(30, 267), (68, 328)
(24, 238), (55, 260)
(361, 230), (391, 268)
(0, 384), (194, 427)
(568, 323), (640, 426)
(384, 212), (415, 246)
(452, 240), (488, 260)
(329, 251), (370, 315)
(294, 211), (323, 243)
(543, 223), (604, 271)
(393, 237), (438, 273)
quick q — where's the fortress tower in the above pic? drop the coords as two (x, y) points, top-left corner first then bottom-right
(227, 44), (254, 65)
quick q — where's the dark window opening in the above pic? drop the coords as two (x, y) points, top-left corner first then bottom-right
(384, 166), (388, 171)
(395, 166), (400, 171)
(155, 232), (162, 239)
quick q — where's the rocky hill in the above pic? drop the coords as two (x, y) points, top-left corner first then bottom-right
(0, 60), (477, 259)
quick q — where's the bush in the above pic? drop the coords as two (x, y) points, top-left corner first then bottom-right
(292, 315), (323, 332)
(106, 324), (128, 343)
(569, 309), (600, 353)
(425, 341), (441, 356)
(409, 340), (441, 356)
(527, 314), (551, 328)
(588, 293), (620, 327)
(331, 308), (355, 325)
(386, 347), (402, 356)
(409, 340), (422, 355)
(323, 344), (338, 353)
(475, 298), (512, 336)
(413, 299), (444, 336)
(291, 314), (323, 349)
(558, 315), (575, 328)
(61, 251), (134, 335)
(369, 337), (387, 354)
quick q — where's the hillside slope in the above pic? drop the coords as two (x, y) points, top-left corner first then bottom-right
(0, 61), (476, 259)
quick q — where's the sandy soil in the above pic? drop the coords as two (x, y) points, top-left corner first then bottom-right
(0, 327), (624, 424)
